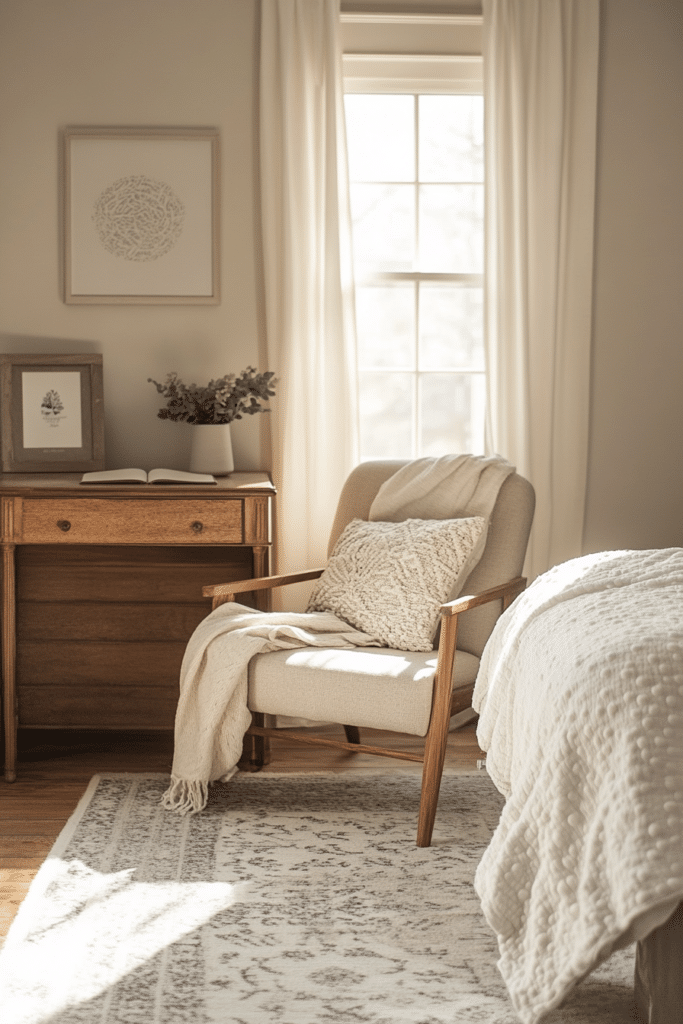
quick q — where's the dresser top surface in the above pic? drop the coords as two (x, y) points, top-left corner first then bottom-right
(0, 471), (275, 497)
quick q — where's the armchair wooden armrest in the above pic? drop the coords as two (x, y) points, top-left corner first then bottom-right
(438, 575), (526, 708)
(437, 574), (526, 715)
(203, 569), (325, 609)
(440, 575), (527, 618)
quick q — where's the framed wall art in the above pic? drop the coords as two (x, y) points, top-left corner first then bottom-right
(0, 354), (105, 472)
(62, 126), (220, 304)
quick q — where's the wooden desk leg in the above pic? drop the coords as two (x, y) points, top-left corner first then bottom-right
(252, 545), (271, 611)
(2, 540), (17, 782)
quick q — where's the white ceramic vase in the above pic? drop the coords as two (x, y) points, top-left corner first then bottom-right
(189, 423), (234, 476)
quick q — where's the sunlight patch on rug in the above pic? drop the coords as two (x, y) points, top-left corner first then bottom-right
(0, 773), (637, 1024)
(1, 858), (240, 1024)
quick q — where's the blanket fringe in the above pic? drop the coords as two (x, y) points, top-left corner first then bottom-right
(161, 777), (209, 815)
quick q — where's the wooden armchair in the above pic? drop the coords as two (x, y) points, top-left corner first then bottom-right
(203, 460), (535, 847)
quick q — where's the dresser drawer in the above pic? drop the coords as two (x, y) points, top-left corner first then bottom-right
(19, 498), (244, 545)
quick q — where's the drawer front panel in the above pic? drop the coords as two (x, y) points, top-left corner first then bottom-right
(16, 544), (254, 602)
(18, 683), (179, 729)
(17, 642), (183, 727)
(17, 602), (210, 642)
(20, 498), (244, 544)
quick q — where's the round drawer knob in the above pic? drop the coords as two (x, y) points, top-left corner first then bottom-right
(191, 521), (204, 534)
(57, 520), (71, 532)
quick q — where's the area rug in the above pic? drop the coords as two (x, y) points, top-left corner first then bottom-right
(0, 772), (638, 1024)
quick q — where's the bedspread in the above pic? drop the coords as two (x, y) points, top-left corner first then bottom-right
(472, 548), (683, 1024)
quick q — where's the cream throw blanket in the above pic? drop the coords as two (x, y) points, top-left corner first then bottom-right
(369, 453), (514, 524)
(162, 603), (379, 814)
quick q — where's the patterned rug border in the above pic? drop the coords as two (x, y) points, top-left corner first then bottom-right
(49, 769), (486, 864)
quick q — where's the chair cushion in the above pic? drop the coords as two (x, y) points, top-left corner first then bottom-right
(248, 645), (480, 737)
(306, 516), (486, 652)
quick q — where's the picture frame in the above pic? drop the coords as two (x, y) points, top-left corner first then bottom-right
(0, 354), (105, 473)
(62, 126), (220, 305)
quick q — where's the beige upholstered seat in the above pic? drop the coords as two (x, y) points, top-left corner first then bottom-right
(204, 459), (535, 846)
(248, 645), (480, 737)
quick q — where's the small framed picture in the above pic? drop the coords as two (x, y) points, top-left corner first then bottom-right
(0, 354), (105, 472)
(62, 126), (220, 304)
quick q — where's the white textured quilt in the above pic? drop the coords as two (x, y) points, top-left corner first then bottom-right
(472, 548), (683, 1024)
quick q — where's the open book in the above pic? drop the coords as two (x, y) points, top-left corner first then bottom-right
(80, 468), (217, 485)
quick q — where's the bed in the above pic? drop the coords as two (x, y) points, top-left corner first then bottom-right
(471, 547), (683, 1024)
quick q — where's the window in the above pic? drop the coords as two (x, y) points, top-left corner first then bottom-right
(343, 42), (484, 461)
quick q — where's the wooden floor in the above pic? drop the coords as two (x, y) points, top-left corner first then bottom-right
(0, 723), (484, 945)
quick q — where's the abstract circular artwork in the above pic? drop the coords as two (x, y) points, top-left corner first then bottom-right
(92, 175), (185, 262)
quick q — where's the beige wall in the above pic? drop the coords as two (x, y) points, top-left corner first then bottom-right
(1, 0), (681, 551)
(0, 0), (266, 472)
(584, 0), (683, 552)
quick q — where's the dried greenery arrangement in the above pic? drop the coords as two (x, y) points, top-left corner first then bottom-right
(148, 367), (277, 425)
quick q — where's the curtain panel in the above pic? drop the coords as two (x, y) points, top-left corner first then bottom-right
(483, 0), (600, 580)
(260, 0), (357, 602)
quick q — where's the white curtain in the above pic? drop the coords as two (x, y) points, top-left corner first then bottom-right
(260, 0), (357, 602)
(483, 0), (600, 580)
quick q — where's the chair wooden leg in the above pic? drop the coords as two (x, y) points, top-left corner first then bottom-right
(343, 725), (361, 745)
(417, 719), (450, 847)
(238, 712), (271, 772)
(417, 611), (459, 847)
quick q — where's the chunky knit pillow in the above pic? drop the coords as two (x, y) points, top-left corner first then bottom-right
(306, 516), (486, 652)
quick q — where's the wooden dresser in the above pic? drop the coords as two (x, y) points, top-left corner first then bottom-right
(0, 472), (275, 781)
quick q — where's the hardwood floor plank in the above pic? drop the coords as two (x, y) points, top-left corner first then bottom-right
(0, 821), (69, 836)
(0, 840), (55, 858)
(1, 859), (48, 871)
(0, 869), (33, 932)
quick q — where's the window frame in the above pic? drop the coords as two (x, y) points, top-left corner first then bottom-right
(342, 28), (485, 461)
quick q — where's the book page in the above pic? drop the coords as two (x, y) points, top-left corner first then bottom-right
(81, 468), (147, 484)
(147, 468), (217, 485)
